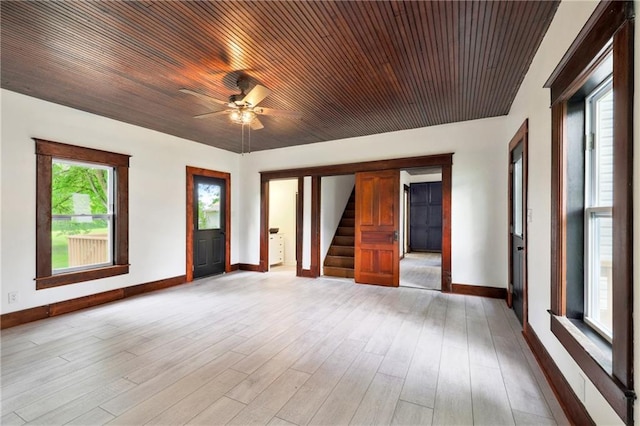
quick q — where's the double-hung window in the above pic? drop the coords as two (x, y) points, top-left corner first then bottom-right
(583, 78), (613, 340)
(51, 159), (115, 274)
(36, 139), (130, 289)
(545, 1), (633, 422)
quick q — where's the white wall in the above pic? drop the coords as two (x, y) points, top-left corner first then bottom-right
(409, 172), (442, 183)
(504, 0), (638, 424)
(320, 174), (355, 264)
(0, 90), (240, 314)
(268, 179), (297, 266)
(239, 115), (508, 288)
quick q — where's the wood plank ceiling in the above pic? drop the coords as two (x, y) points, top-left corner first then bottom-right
(1, 1), (559, 153)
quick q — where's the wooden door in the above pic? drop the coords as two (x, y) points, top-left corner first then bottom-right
(193, 175), (226, 278)
(409, 182), (442, 251)
(355, 169), (399, 286)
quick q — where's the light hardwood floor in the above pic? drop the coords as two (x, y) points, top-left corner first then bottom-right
(400, 253), (441, 291)
(1, 270), (568, 425)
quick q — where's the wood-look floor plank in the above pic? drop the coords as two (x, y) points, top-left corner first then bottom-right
(512, 409), (558, 425)
(431, 344), (473, 425)
(267, 416), (298, 426)
(391, 400), (433, 425)
(123, 333), (241, 385)
(102, 350), (244, 420)
(493, 335), (553, 419)
(377, 313), (423, 378)
(466, 313), (499, 369)
(185, 396), (246, 426)
(442, 295), (467, 349)
(362, 312), (405, 355)
(309, 352), (383, 425)
(65, 407), (114, 426)
(25, 378), (135, 425)
(231, 320), (315, 374)
(470, 364), (514, 426)
(1, 351), (137, 413)
(1, 271), (566, 426)
(228, 369), (310, 425)
(278, 338), (365, 425)
(226, 331), (323, 404)
(144, 369), (247, 425)
(398, 328), (443, 409)
(349, 373), (403, 425)
(0, 412), (26, 426)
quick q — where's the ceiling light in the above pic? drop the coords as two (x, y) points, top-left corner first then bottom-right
(241, 111), (255, 124)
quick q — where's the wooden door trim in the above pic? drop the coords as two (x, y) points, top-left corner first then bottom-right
(295, 178), (303, 276)
(186, 166), (231, 282)
(259, 153), (453, 291)
(507, 120), (529, 329)
(261, 153), (452, 180)
(441, 164), (452, 292)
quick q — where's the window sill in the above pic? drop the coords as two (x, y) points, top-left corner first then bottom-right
(550, 314), (633, 421)
(36, 264), (129, 289)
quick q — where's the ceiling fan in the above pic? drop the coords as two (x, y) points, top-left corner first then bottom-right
(180, 77), (301, 130)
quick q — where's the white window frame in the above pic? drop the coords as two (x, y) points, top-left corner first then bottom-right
(583, 76), (613, 342)
(51, 159), (116, 274)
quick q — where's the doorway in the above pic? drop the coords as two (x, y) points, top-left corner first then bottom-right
(508, 120), (528, 326)
(186, 167), (231, 281)
(259, 154), (453, 292)
(399, 167), (443, 291)
(268, 179), (298, 274)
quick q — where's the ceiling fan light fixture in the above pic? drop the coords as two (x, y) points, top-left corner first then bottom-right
(241, 110), (255, 124)
(230, 110), (241, 122)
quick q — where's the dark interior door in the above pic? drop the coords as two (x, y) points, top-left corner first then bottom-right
(355, 169), (400, 286)
(410, 182), (442, 252)
(193, 175), (225, 278)
(510, 144), (525, 323)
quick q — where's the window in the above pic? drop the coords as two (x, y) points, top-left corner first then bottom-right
(584, 79), (613, 340)
(36, 139), (130, 289)
(545, 1), (633, 423)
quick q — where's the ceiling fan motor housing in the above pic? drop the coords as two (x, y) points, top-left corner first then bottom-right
(228, 93), (245, 105)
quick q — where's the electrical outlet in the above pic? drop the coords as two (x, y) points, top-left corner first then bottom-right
(577, 373), (586, 402)
(8, 292), (18, 304)
(527, 208), (533, 223)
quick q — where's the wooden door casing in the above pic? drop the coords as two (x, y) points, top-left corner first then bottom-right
(355, 169), (400, 286)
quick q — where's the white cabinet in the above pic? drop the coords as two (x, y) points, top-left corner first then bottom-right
(269, 234), (284, 266)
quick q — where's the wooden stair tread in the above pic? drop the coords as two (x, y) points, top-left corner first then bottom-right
(323, 265), (355, 278)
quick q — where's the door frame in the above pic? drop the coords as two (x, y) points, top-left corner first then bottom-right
(402, 184), (410, 258)
(260, 153), (453, 292)
(507, 120), (529, 328)
(186, 166), (231, 282)
(260, 176), (318, 277)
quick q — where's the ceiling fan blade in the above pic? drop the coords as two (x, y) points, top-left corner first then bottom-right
(254, 106), (302, 119)
(179, 88), (228, 106)
(242, 84), (271, 107)
(250, 117), (264, 130)
(194, 110), (231, 119)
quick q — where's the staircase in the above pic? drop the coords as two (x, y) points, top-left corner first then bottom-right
(323, 190), (355, 278)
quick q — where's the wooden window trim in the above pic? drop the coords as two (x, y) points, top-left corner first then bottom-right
(545, 2), (634, 423)
(35, 139), (130, 289)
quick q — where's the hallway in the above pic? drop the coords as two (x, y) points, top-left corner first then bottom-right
(400, 252), (442, 291)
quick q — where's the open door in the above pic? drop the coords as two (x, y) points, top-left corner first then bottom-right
(355, 169), (400, 286)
